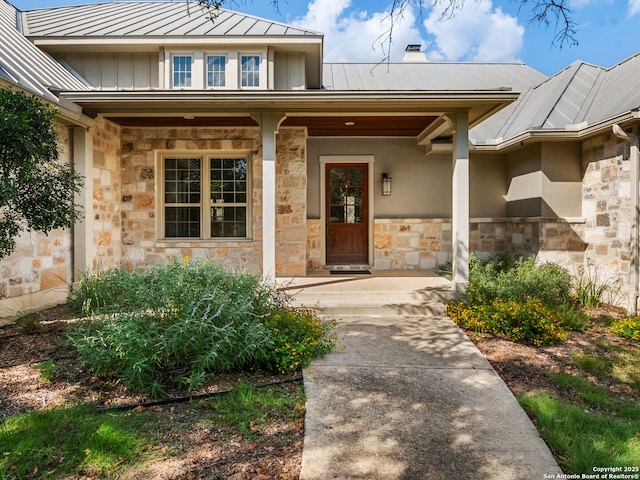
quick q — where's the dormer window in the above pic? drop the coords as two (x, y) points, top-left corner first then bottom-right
(207, 55), (226, 87)
(166, 50), (266, 90)
(172, 55), (192, 88)
(240, 55), (260, 87)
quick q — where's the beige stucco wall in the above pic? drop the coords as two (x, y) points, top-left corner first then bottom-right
(470, 154), (507, 217)
(505, 141), (582, 217)
(0, 122), (73, 317)
(505, 143), (543, 216)
(307, 138), (508, 219)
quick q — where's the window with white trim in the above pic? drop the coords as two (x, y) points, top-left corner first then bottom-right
(166, 50), (265, 89)
(162, 155), (250, 239)
(172, 55), (192, 88)
(240, 54), (260, 87)
(206, 55), (226, 87)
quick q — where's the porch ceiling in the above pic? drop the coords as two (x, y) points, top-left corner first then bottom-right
(62, 90), (520, 133)
(281, 116), (438, 136)
(105, 114), (438, 136)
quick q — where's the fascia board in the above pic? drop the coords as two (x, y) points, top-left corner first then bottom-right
(474, 109), (640, 151)
(0, 78), (95, 128)
(60, 89), (519, 105)
(32, 36), (323, 47)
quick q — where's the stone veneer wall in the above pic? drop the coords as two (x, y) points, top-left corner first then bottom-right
(92, 117), (122, 270)
(576, 131), (635, 307)
(275, 128), (307, 276)
(120, 127), (262, 271)
(374, 219), (452, 270)
(306, 219), (322, 271)
(119, 126), (307, 276)
(0, 122), (73, 315)
(372, 218), (585, 271)
(300, 217), (588, 274)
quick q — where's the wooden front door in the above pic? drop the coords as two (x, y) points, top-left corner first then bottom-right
(325, 163), (369, 265)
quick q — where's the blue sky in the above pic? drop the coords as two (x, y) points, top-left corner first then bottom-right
(11, 0), (640, 76)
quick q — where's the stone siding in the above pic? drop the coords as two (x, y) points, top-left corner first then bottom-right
(370, 217), (585, 272)
(120, 127), (263, 271)
(374, 219), (451, 270)
(92, 117), (122, 270)
(576, 131), (636, 307)
(119, 126), (307, 275)
(0, 122), (73, 315)
(275, 128), (307, 276)
(306, 219), (322, 271)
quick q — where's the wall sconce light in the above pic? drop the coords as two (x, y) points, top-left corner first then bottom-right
(382, 172), (392, 196)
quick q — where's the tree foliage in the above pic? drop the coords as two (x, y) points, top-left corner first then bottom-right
(0, 89), (83, 259)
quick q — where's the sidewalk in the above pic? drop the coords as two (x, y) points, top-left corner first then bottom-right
(281, 273), (563, 480)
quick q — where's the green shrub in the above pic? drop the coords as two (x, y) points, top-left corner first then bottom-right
(465, 255), (572, 306)
(259, 307), (337, 374)
(67, 259), (336, 397)
(447, 299), (587, 346)
(573, 268), (617, 308)
(610, 317), (640, 342)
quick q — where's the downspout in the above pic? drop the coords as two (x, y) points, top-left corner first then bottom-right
(613, 124), (639, 315)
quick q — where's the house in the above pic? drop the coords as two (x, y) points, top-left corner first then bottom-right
(1, 0), (639, 316)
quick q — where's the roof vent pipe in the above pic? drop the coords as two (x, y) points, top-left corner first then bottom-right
(402, 44), (428, 63)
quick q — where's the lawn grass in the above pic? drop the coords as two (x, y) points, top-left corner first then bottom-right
(0, 404), (152, 478)
(202, 381), (305, 439)
(518, 339), (640, 474)
(0, 382), (305, 479)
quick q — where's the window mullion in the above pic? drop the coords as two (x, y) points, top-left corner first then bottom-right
(202, 157), (211, 239)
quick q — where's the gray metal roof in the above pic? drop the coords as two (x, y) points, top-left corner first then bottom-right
(474, 53), (640, 143)
(0, 0), (88, 102)
(323, 62), (547, 91)
(21, 2), (321, 38)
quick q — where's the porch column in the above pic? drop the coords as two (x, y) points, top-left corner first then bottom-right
(72, 127), (95, 283)
(253, 112), (285, 280)
(450, 112), (470, 292)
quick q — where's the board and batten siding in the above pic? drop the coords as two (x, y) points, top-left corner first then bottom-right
(59, 53), (160, 89)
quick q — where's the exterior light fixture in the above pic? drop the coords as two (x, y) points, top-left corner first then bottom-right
(344, 121), (355, 126)
(381, 172), (392, 196)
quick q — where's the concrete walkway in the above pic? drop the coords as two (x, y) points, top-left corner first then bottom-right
(280, 272), (563, 480)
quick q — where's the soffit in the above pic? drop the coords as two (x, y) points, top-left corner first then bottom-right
(281, 116), (437, 136)
(105, 114), (437, 137)
(62, 90), (519, 129)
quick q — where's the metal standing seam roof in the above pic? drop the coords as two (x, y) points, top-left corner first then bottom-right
(475, 52), (640, 143)
(322, 62), (547, 91)
(0, 0), (88, 102)
(21, 2), (322, 38)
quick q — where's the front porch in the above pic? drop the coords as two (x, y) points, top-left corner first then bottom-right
(279, 270), (456, 317)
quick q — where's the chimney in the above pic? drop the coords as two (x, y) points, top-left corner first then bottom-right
(402, 44), (428, 63)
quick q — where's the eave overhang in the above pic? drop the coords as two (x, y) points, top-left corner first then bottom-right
(0, 78), (95, 128)
(473, 109), (640, 152)
(31, 35), (324, 53)
(59, 89), (520, 129)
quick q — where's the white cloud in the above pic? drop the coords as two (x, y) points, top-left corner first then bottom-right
(629, 0), (640, 15)
(423, 0), (525, 62)
(292, 0), (426, 62)
(292, 0), (525, 63)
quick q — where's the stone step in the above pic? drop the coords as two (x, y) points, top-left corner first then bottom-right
(289, 288), (457, 317)
(296, 302), (448, 317)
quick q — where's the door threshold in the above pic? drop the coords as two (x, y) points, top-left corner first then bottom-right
(324, 264), (372, 272)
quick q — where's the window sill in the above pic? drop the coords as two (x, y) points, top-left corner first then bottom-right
(156, 239), (254, 247)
